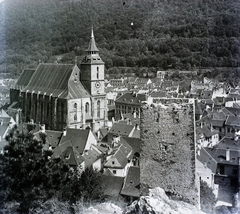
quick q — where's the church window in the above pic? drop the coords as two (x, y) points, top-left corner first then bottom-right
(74, 114), (77, 121)
(97, 100), (100, 118)
(85, 102), (89, 114)
(97, 67), (99, 79)
(74, 103), (77, 109)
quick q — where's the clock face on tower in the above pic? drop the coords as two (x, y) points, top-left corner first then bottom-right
(95, 81), (101, 88)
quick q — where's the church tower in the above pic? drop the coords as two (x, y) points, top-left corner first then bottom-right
(80, 27), (107, 132)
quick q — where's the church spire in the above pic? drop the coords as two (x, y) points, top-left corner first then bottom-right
(87, 26), (99, 54)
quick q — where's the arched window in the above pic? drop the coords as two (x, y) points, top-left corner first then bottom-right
(97, 100), (100, 118)
(74, 103), (77, 109)
(85, 102), (89, 114)
(97, 67), (99, 79)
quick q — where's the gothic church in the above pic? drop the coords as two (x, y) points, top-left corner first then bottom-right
(10, 28), (108, 132)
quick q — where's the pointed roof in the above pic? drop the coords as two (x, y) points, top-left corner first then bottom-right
(20, 63), (90, 99)
(59, 128), (91, 154)
(87, 27), (99, 53)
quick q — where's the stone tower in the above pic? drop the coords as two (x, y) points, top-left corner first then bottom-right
(80, 27), (107, 132)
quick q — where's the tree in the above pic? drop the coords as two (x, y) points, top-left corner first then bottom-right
(200, 180), (217, 214)
(0, 125), (105, 213)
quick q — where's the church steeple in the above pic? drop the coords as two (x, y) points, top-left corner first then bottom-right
(87, 27), (99, 54)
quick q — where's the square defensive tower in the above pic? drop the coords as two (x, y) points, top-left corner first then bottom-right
(140, 98), (199, 206)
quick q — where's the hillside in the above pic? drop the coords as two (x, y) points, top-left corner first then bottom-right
(0, 0), (240, 77)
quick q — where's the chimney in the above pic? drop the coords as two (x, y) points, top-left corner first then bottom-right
(63, 128), (67, 136)
(226, 148), (230, 161)
(133, 111), (136, 119)
(97, 130), (100, 139)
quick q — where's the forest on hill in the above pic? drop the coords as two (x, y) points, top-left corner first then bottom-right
(0, 0), (239, 78)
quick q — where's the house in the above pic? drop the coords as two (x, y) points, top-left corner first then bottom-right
(123, 137), (142, 167)
(0, 111), (15, 152)
(0, 110), (16, 145)
(53, 140), (85, 171)
(58, 128), (98, 155)
(225, 116), (240, 138)
(103, 137), (133, 177)
(60, 146), (85, 169)
(115, 92), (147, 120)
(83, 144), (104, 171)
(119, 111), (140, 127)
(205, 147), (239, 187)
(45, 130), (63, 149)
(107, 123), (138, 141)
(120, 166), (140, 200)
(196, 125), (219, 148)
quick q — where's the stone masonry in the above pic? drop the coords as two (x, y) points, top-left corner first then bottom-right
(140, 98), (199, 207)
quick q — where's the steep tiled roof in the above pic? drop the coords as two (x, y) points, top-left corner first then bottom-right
(83, 147), (102, 167)
(22, 64), (73, 96)
(46, 130), (63, 148)
(210, 119), (225, 127)
(60, 146), (85, 166)
(225, 116), (240, 126)
(68, 80), (90, 99)
(225, 107), (240, 116)
(15, 69), (35, 89)
(123, 137), (142, 155)
(196, 125), (218, 138)
(216, 137), (240, 151)
(109, 123), (134, 136)
(197, 148), (218, 173)
(220, 107), (235, 117)
(120, 166), (140, 198)
(101, 175), (124, 197)
(20, 64), (89, 99)
(115, 92), (146, 105)
(59, 128), (90, 154)
(206, 147), (240, 166)
(104, 145), (129, 169)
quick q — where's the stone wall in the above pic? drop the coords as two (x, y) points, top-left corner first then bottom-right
(140, 98), (199, 206)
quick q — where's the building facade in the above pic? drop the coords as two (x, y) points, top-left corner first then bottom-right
(10, 28), (107, 132)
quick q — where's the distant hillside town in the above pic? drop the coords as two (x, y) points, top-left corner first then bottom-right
(1, 27), (240, 211)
